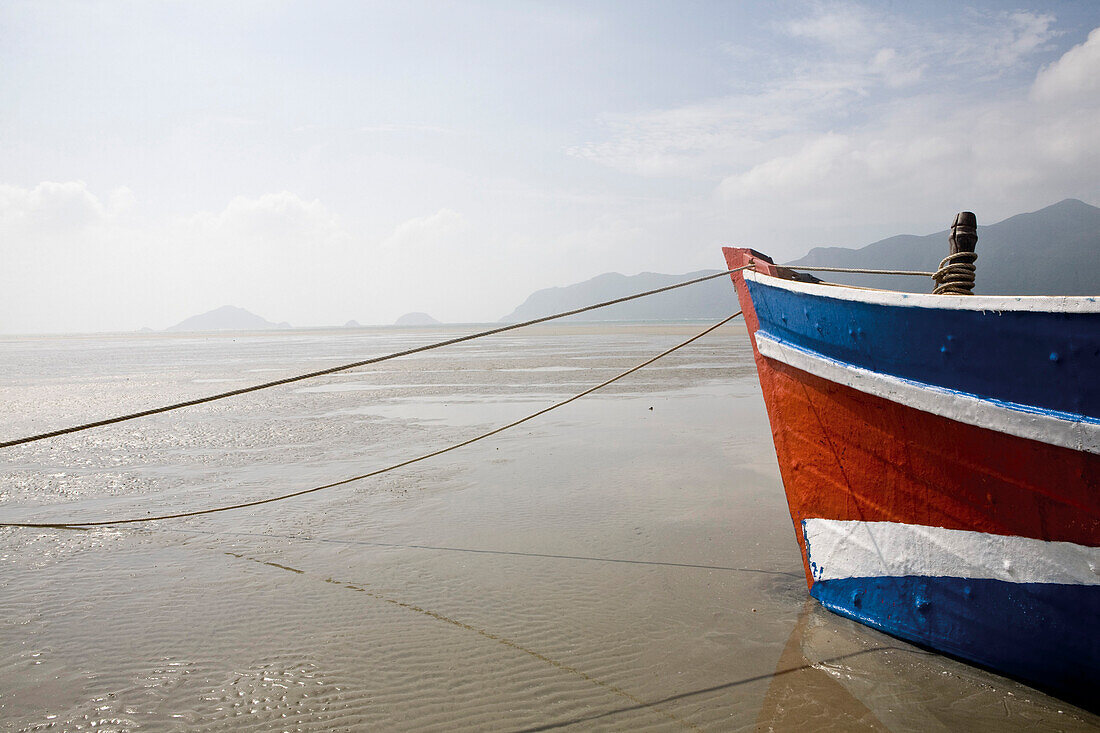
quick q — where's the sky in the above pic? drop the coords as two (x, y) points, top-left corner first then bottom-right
(2, 0), (1099, 333)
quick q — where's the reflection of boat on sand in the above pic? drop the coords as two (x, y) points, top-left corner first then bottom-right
(756, 598), (1096, 731)
(756, 599), (899, 732)
(723, 213), (1099, 707)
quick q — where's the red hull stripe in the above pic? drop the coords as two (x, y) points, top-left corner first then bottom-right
(755, 332), (1100, 454)
(758, 351), (1099, 549)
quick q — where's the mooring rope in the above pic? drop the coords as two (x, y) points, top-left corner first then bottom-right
(0, 267), (751, 450)
(0, 312), (742, 528)
(780, 265), (937, 277)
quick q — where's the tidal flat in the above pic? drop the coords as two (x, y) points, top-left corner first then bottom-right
(1, 323), (1095, 731)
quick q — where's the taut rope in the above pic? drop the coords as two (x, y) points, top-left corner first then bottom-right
(1, 267), (751, 449)
(0, 313), (742, 528)
(780, 265), (936, 277)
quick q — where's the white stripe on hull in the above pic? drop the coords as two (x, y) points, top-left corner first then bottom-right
(754, 332), (1100, 454)
(803, 518), (1100, 586)
(744, 269), (1100, 313)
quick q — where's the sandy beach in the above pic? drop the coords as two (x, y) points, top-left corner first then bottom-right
(1, 323), (1095, 731)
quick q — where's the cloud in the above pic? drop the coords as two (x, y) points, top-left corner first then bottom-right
(984, 11), (1058, 70)
(870, 47), (924, 88)
(381, 207), (467, 252)
(0, 180), (116, 234)
(784, 5), (1055, 75)
(711, 79), (1100, 249)
(0, 182), (152, 333)
(367, 208), (532, 323)
(0, 187), (532, 331)
(162, 192), (361, 326)
(1032, 26), (1100, 101)
(568, 8), (1096, 255)
(572, 6), (952, 179)
(785, 3), (883, 51)
(358, 123), (456, 135)
(567, 94), (811, 179)
(718, 132), (852, 199)
(572, 6), (1065, 182)
(0, 186), (360, 333)
(190, 191), (340, 245)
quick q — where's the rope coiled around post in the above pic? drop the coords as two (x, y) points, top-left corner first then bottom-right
(932, 211), (978, 295)
(931, 251), (978, 295)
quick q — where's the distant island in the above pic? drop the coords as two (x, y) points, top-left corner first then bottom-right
(344, 319), (362, 328)
(394, 312), (441, 326)
(499, 199), (1100, 322)
(167, 305), (290, 332)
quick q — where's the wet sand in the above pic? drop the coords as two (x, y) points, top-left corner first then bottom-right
(1, 324), (1096, 731)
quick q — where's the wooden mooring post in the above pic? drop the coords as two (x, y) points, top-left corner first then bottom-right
(933, 211), (977, 294)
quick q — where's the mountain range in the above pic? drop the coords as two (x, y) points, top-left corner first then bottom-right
(165, 200), (1098, 330)
(786, 198), (1100, 294)
(500, 199), (1100, 322)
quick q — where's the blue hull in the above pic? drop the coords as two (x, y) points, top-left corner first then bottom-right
(811, 575), (1100, 706)
(744, 278), (1100, 417)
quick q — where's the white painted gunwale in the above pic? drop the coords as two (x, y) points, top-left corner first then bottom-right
(754, 332), (1100, 454)
(744, 268), (1100, 313)
(803, 518), (1100, 586)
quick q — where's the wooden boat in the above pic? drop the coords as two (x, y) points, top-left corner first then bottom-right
(722, 216), (1099, 706)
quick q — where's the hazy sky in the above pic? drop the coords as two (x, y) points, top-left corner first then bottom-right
(3, 1), (1099, 333)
